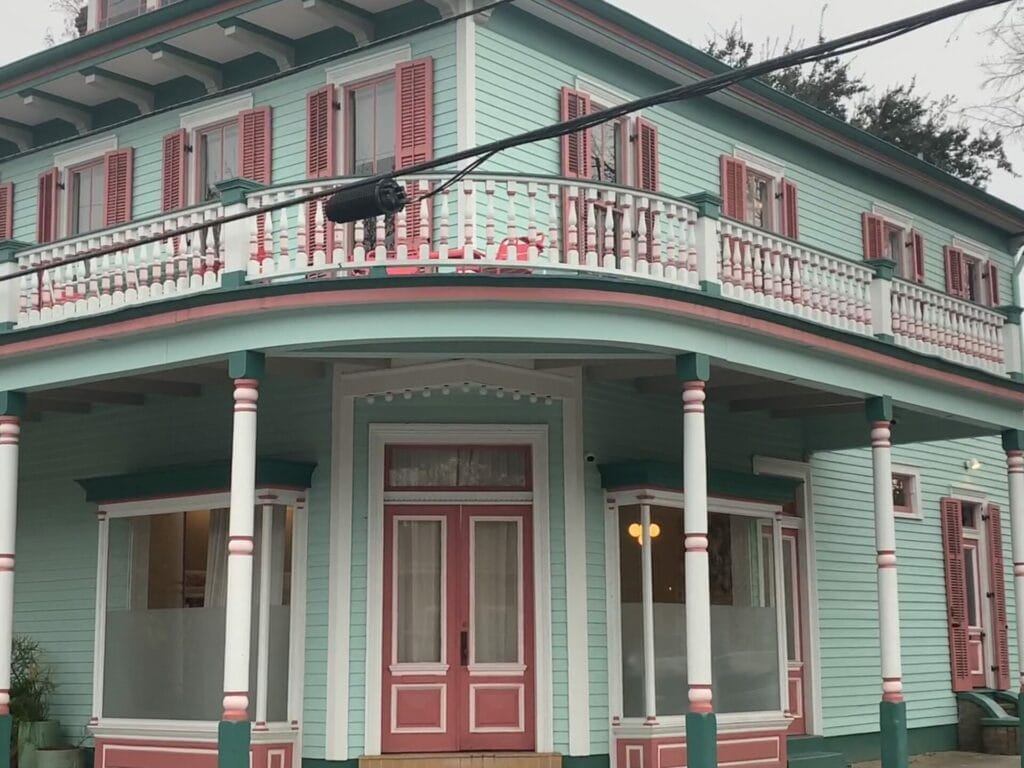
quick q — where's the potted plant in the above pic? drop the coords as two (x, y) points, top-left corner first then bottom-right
(10, 637), (58, 768)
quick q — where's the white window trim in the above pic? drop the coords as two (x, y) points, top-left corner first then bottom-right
(891, 464), (922, 520)
(575, 75), (634, 110)
(950, 484), (989, 503)
(871, 202), (914, 231)
(734, 145), (785, 180)
(179, 92), (254, 205)
(953, 235), (992, 260)
(53, 134), (119, 240)
(325, 45), (411, 178)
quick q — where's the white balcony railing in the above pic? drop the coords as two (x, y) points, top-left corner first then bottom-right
(0, 173), (1018, 380)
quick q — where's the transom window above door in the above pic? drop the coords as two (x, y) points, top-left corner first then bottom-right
(348, 75), (396, 176)
(385, 445), (532, 491)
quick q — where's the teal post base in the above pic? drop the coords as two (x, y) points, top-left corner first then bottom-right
(685, 711), (718, 768)
(1019, 691), (1024, 768)
(0, 713), (10, 768)
(217, 721), (250, 768)
(880, 700), (908, 768)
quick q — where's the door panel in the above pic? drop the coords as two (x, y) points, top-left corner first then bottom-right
(781, 528), (806, 735)
(963, 540), (988, 689)
(382, 504), (534, 753)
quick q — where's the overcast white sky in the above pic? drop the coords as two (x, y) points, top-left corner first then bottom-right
(2, 1), (1021, 205)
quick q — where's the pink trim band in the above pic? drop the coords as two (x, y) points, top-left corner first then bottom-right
(228, 535), (255, 556)
(1008, 451), (1024, 473)
(0, 418), (20, 446)
(685, 534), (709, 553)
(233, 379), (260, 412)
(222, 693), (249, 721)
(876, 550), (897, 569)
(871, 421), (892, 448)
(688, 684), (714, 713)
(643, 716), (658, 726)
(682, 382), (706, 414)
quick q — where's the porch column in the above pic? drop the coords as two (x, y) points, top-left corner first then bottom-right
(219, 352), (265, 768)
(0, 392), (25, 768)
(639, 497), (657, 725)
(677, 354), (716, 768)
(867, 396), (907, 768)
(1001, 429), (1024, 768)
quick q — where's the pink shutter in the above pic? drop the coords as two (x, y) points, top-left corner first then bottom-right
(36, 168), (59, 244)
(161, 129), (188, 212)
(944, 246), (967, 298)
(396, 57), (435, 255)
(239, 106), (272, 185)
(561, 87), (592, 179)
(780, 178), (799, 240)
(0, 183), (13, 241)
(861, 213), (884, 261)
(987, 503), (1011, 690)
(987, 263), (1001, 307)
(940, 497), (972, 693)
(635, 117), (660, 193)
(911, 230), (925, 284)
(306, 85), (336, 179)
(720, 155), (747, 220)
(103, 148), (134, 228)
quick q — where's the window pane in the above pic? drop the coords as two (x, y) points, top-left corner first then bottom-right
(396, 519), (443, 663)
(747, 173), (771, 229)
(783, 541), (797, 662)
(71, 172), (85, 236)
(386, 446), (529, 489)
(90, 165), (106, 232)
(962, 503), (977, 529)
(964, 546), (980, 626)
(376, 80), (396, 174)
(892, 475), (909, 509)
(473, 520), (520, 664)
(223, 124), (239, 180)
(351, 86), (376, 176)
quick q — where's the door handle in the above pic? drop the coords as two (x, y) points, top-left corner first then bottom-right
(460, 630), (469, 666)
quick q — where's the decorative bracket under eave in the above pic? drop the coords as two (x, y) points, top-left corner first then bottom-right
(219, 18), (295, 72)
(19, 89), (91, 134)
(80, 67), (155, 115)
(148, 43), (223, 94)
(300, 0), (375, 46)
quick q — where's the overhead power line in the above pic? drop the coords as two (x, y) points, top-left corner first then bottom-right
(2, 0), (1011, 282)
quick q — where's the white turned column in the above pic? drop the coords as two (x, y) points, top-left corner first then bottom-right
(683, 381), (713, 714)
(254, 502), (274, 729)
(639, 499), (657, 724)
(1004, 438), (1024, 692)
(222, 377), (260, 722)
(0, 414), (19, 718)
(871, 418), (904, 704)
(90, 510), (110, 725)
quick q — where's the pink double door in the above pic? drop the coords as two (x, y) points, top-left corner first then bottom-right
(382, 504), (535, 753)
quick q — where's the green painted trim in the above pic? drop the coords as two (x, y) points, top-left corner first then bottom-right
(228, 350), (265, 380)
(598, 461), (801, 503)
(1012, 372), (1024, 383)
(0, 392), (26, 418)
(879, 700), (908, 768)
(300, 760), (359, 768)
(821, 724), (957, 764)
(684, 191), (721, 220)
(869, 259), (897, 280)
(0, 714), (10, 768)
(699, 280), (722, 297)
(1003, 429), (1024, 453)
(957, 691), (1014, 720)
(676, 352), (711, 382)
(2, 273), (1022, 395)
(221, 271), (248, 290)
(0, 240), (33, 264)
(215, 177), (265, 206)
(563, 757), (609, 768)
(1000, 306), (1024, 324)
(75, 458), (317, 504)
(866, 395), (894, 422)
(217, 720), (250, 768)
(685, 712), (717, 768)
(1019, 691), (1023, 768)
(875, 333), (895, 344)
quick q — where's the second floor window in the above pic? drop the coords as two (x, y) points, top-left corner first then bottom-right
(944, 244), (1000, 307)
(589, 113), (624, 183)
(861, 211), (924, 283)
(747, 169), (774, 230)
(69, 159), (105, 236)
(721, 154), (799, 240)
(349, 76), (396, 176)
(100, 0), (145, 27)
(197, 120), (240, 202)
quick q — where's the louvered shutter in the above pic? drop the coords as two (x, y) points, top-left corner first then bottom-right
(720, 155), (747, 221)
(944, 246), (967, 298)
(396, 57), (435, 255)
(986, 263), (1001, 307)
(0, 183), (13, 241)
(780, 179), (799, 239)
(103, 148), (134, 228)
(861, 212), (885, 261)
(911, 230), (925, 284)
(561, 87), (592, 179)
(940, 497), (972, 693)
(239, 106), (272, 185)
(306, 86), (337, 261)
(636, 117), (659, 254)
(161, 129), (188, 212)
(36, 168), (60, 244)
(986, 503), (1011, 690)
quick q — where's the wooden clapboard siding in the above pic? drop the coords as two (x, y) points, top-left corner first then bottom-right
(347, 394), (569, 758)
(14, 377), (332, 754)
(811, 435), (1018, 736)
(475, 9), (1015, 300)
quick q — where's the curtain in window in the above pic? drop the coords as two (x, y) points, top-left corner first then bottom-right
(473, 520), (520, 664)
(204, 509), (229, 608)
(396, 520), (443, 663)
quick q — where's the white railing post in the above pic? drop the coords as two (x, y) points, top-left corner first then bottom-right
(868, 259), (896, 343)
(216, 179), (266, 289)
(1000, 307), (1023, 381)
(685, 192), (722, 295)
(0, 242), (30, 332)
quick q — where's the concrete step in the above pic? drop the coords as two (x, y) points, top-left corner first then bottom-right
(787, 736), (828, 757)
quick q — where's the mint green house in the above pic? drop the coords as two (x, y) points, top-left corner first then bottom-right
(0, 2), (1022, 768)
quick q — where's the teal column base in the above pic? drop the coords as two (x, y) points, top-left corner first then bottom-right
(880, 700), (908, 768)
(220, 271), (248, 289)
(0, 713), (10, 768)
(1018, 691), (1024, 768)
(217, 721), (250, 768)
(685, 711), (718, 768)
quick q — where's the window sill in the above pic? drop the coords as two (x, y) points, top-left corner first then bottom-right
(90, 719), (299, 741)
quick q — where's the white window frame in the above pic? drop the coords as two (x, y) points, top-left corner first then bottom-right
(53, 134), (118, 240)
(949, 237), (997, 307)
(734, 146), (785, 234)
(870, 203), (917, 279)
(891, 464), (922, 520)
(179, 93), (254, 206)
(326, 45), (411, 179)
(574, 75), (642, 188)
(89, 487), (308, 735)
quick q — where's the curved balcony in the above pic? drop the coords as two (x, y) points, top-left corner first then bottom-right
(0, 173), (1016, 380)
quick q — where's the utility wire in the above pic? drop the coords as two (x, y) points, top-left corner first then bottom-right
(2, 0), (1011, 283)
